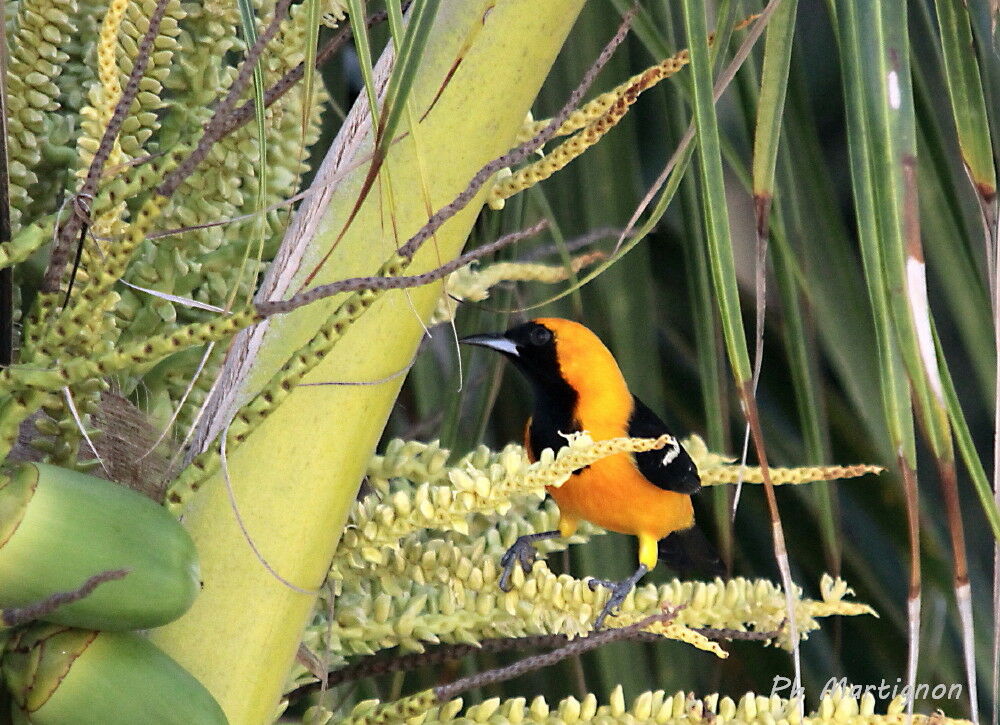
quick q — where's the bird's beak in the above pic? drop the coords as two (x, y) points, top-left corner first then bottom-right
(458, 333), (520, 357)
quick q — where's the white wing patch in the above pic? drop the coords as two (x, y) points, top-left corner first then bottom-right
(661, 438), (680, 466)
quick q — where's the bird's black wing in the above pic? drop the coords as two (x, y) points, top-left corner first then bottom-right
(627, 395), (701, 495)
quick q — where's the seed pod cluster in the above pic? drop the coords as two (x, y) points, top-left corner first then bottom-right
(3, 0), (331, 481)
(4, 0), (77, 233)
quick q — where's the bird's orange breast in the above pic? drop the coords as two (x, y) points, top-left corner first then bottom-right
(522, 318), (695, 543)
(546, 453), (694, 540)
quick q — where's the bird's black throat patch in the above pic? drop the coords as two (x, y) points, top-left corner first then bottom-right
(527, 379), (581, 461)
(481, 320), (586, 469)
(500, 321), (582, 460)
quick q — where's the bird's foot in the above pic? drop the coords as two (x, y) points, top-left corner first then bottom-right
(498, 536), (539, 592)
(588, 564), (649, 630)
(498, 531), (561, 592)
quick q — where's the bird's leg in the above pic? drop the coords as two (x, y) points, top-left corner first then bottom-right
(588, 563), (649, 630)
(498, 530), (561, 591)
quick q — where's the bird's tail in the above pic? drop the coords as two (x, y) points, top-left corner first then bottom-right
(657, 526), (727, 579)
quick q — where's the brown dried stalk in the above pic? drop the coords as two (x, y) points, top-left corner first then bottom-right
(433, 607), (678, 702)
(256, 220), (549, 315)
(1, 569), (129, 627)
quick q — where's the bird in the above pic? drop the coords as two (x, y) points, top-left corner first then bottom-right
(460, 317), (723, 629)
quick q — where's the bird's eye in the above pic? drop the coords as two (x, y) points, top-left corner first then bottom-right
(529, 326), (553, 346)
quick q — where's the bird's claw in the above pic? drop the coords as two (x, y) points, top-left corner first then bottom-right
(588, 564), (648, 630)
(588, 577), (634, 630)
(498, 536), (539, 592)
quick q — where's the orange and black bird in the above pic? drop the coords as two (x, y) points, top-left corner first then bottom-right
(461, 318), (722, 629)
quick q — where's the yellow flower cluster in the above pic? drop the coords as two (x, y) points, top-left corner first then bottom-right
(3, 0), (337, 474)
(683, 434), (884, 486)
(663, 574), (874, 650)
(77, 0), (183, 168)
(333, 433), (671, 575)
(28, 0), (185, 473)
(310, 434), (881, 667)
(321, 523), (870, 661)
(431, 253), (605, 324)
(346, 684), (966, 724)
(350, 486), (603, 569)
(488, 48), (693, 209)
(367, 437), (458, 487)
(348, 434), (882, 577)
(320, 535), (738, 661)
(488, 15), (764, 211)
(294, 434), (884, 705)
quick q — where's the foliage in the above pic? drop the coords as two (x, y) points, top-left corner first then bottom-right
(1, 0), (998, 722)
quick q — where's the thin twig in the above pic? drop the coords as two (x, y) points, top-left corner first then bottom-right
(298, 359), (415, 386)
(693, 624), (783, 641)
(993, 188), (1000, 725)
(62, 386), (110, 477)
(738, 382), (803, 717)
(256, 221), (549, 316)
(1, 569), (129, 627)
(283, 615), (781, 703)
(520, 227), (626, 262)
(61, 221), (90, 308)
(43, 0), (172, 292)
(138, 341), (217, 460)
(218, 422), (320, 595)
(434, 606), (679, 702)
(288, 608), (679, 704)
(285, 632), (603, 701)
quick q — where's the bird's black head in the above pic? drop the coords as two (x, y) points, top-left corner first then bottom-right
(459, 320), (570, 402)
